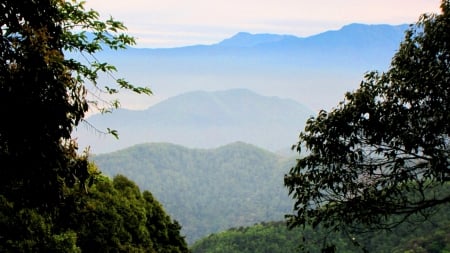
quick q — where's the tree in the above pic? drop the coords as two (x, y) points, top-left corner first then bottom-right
(0, 0), (174, 251)
(284, 0), (450, 251)
(0, 0), (149, 208)
(58, 173), (189, 253)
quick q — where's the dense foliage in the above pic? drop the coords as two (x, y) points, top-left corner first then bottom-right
(285, 1), (450, 251)
(0, 0), (148, 211)
(0, 166), (189, 252)
(191, 201), (450, 253)
(93, 142), (296, 244)
(0, 0), (187, 251)
(60, 172), (189, 253)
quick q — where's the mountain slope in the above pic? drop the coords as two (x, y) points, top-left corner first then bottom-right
(75, 89), (313, 154)
(191, 204), (450, 252)
(92, 142), (297, 244)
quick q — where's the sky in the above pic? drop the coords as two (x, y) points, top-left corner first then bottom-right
(84, 0), (442, 48)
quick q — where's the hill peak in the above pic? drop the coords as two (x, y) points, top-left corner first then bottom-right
(217, 32), (298, 47)
(76, 89), (313, 153)
(213, 23), (409, 49)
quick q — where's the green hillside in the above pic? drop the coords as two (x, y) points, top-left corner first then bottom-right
(92, 142), (296, 244)
(191, 204), (450, 253)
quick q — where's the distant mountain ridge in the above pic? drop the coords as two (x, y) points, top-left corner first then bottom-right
(214, 23), (408, 50)
(217, 32), (298, 47)
(132, 23), (408, 66)
(145, 88), (311, 126)
(74, 23), (412, 154)
(75, 89), (313, 154)
(89, 23), (410, 114)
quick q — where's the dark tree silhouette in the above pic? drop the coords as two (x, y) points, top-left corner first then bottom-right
(285, 1), (450, 251)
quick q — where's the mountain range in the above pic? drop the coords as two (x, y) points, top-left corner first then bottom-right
(88, 23), (409, 111)
(84, 23), (424, 245)
(74, 23), (410, 154)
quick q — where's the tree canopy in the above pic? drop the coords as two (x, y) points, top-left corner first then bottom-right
(285, 0), (450, 251)
(0, 0), (150, 209)
(92, 142), (294, 244)
(191, 205), (450, 253)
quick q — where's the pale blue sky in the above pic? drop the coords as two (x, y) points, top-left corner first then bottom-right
(85, 0), (441, 48)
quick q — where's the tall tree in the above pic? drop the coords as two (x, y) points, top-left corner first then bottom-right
(0, 0), (149, 208)
(0, 0), (185, 251)
(285, 1), (450, 251)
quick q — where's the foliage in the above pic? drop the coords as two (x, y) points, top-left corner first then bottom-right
(191, 221), (305, 253)
(191, 202), (450, 253)
(0, 0), (149, 209)
(0, 195), (81, 253)
(284, 0), (450, 251)
(0, 169), (189, 252)
(58, 172), (189, 253)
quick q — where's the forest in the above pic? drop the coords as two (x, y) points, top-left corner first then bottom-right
(92, 142), (296, 243)
(93, 142), (450, 251)
(191, 201), (450, 253)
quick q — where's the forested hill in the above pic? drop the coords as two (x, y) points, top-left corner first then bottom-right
(92, 142), (297, 244)
(76, 88), (313, 154)
(191, 203), (450, 253)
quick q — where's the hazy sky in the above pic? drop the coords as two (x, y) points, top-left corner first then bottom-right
(84, 0), (441, 48)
